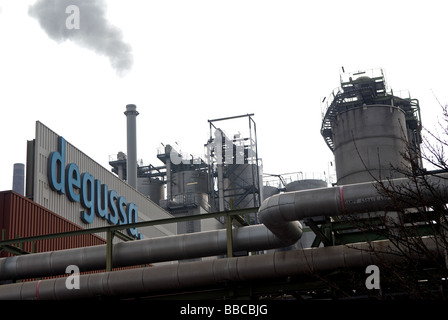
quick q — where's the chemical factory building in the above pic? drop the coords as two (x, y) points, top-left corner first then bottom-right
(26, 121), (176, 240)
(1, 69), (448, 303)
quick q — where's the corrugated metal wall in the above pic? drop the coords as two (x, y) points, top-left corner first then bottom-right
(0, 191), (105, 258)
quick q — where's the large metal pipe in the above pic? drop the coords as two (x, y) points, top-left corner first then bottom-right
(1, 173), (447, 282)
(258, 173), (448, 242)
(0, 236), (441, 300)
(124, 104), (138, 188)
(0, 224), (297, 281)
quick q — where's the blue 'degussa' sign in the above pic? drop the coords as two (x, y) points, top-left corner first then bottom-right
(48, 136), (142, 239)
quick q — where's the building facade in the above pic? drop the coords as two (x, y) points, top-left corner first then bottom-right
(26, 121), (176, 240)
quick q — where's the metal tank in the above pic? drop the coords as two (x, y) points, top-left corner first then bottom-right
(168, 169), (211, 237)
(137, 177), (164, 203)
(332, 105), (408, 185)
(262, 185), (280, 200)
(171, 170), (208, 197)
(321, 69), (422, 185)
(285, 179), (327, 192)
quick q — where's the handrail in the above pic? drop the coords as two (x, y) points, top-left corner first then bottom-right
(0, 207), (257, 248)
(0, 207), (258, 272)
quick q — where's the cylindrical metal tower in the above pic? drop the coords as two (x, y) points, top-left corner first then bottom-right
(332, 104), (408, 185)
(124, 104), (139, 189)
(137, 178), (164, 203)
(321, 69), (422, 185)
(171, 170), (208, 197)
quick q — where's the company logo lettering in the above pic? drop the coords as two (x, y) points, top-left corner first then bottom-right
(48, 136), (141, 239)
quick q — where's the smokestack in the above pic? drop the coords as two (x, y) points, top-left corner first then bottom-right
(12, 163), (25, 196)
(124, 104), (139, 188)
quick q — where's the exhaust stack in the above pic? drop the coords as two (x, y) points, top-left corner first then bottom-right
(124, 104), (139, 188)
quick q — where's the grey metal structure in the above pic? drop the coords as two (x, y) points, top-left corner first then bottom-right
(110, 107), (167, 205)
(321, 69), (422, 185)
(109, 152), (167, 204)
(137, 178), (164, 204)
(109, 151), (127, 180)
(262, 185), (280, 200)
(124, 104), (139, 189)
(111, 114), (262, 233)
(206, 114), (262, 221)
(156, 144), (217, 235)
(12, 163), (25, 196)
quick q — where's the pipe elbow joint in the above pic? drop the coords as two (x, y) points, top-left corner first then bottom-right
(258, 194), (303, 246)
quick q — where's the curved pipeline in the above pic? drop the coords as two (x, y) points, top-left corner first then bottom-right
(258, 173), (448, 241)
(0, 236), (441, 300)
(1, 172), (448, 282)
(0, 223), (299, 281)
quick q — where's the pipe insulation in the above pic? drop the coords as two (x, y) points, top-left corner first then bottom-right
(0, 236), (442, 300)
(0, 224), (298, 281)
(258, 173), (448, 242)
(1, 172), (448, 282)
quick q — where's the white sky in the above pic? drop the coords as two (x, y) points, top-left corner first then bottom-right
(0, 0), (448, 192)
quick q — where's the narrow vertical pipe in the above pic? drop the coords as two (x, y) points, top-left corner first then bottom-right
(226, 216), (233, 257)
(106, 230), (114, 272)
(12, 163), (25, 196)
(124, 104), (139, 188)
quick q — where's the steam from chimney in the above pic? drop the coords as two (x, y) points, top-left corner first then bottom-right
(28, 0), (133, 76)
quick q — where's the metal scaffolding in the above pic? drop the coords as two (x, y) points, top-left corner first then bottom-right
(206, 114), (262, 223)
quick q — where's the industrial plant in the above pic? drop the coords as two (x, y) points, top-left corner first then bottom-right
(1, 68), (447, 300)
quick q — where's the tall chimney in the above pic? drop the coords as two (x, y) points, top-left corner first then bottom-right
(124, 104), (139, 188)
(13, 163), (25, 196)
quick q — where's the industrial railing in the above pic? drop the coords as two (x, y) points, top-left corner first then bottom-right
(0, 207), (258, 273)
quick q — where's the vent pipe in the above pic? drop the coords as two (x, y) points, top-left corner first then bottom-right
(12, 163), (25, 196)
(124, 104), (139, 188)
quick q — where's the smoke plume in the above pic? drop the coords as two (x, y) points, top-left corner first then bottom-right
(29, 0), (133, 76)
